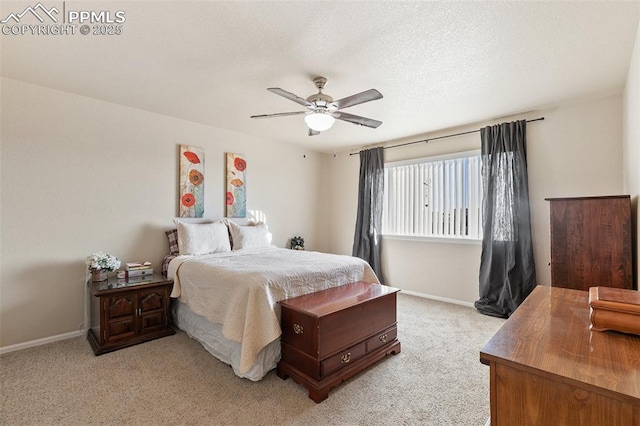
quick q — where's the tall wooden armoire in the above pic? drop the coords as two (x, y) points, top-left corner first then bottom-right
(546, 195), (633, 291)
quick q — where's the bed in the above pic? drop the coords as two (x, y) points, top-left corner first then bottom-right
(164, 220), (379, 381)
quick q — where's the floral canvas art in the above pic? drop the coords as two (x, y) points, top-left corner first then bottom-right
(226, 152), (246, 218)
(179, 145), (204, 217)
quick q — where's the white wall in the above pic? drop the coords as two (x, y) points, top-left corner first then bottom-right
(325, 95), (624, 304)
(0, 78), (328, 348)
(2, 64), (635, 348)
(623, 23), (640, 290)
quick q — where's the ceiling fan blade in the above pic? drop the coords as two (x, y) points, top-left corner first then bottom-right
(250, 111), (306, 119)
(330, 89), (382, 110)
(334, 111), (382, 128)
(267, 88), (313, 108)
(308, 128), (320, 136)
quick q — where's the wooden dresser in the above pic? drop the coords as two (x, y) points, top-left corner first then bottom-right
(480, 286), (640, 426)
(546, 195), (633, 290)
(277, 281), (401, 402)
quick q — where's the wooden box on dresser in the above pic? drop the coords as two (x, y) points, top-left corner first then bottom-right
(546, 195), (633, 290)
(87, 274), (175, 355)
(277, 281), (401, 403)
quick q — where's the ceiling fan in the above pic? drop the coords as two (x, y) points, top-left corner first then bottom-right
(250, 77), (383, 136)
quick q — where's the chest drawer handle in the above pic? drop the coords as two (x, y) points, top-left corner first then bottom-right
(293, 324), (304, 334)
(380, 333), (388, 343)
(341, 352), (351, 364)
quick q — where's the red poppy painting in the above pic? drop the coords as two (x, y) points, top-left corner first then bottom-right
(180, 144), (204, 217)
(183, 151), (201, 164)
(234, 157), (246, 172)
(181, 193), (195, 207)
(226, 152), (246, 218)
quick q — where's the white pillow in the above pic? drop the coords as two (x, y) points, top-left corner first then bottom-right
(173, 220), (231, 255)
(228, 221), (272, 250)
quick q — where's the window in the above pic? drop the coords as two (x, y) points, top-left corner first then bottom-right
(382, 150), (482, 240)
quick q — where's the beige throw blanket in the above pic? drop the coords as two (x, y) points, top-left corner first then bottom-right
(168, 247), (379, 374)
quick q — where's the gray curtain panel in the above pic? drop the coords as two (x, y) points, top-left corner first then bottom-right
(352, 147), (384, 284)
(475, 120), (536, 317)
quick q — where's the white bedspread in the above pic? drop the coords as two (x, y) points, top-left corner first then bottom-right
(167, 247), (379, 374)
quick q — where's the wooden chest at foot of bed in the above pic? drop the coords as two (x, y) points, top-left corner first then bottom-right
(277, 281), (401, 403)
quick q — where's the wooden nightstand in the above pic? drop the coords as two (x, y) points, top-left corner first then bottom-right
(87, 273), (175, 355)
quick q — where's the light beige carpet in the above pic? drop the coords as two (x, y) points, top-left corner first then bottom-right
(0, 293), (504, 425)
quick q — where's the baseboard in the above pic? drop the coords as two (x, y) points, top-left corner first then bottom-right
(0, 330), (84, 355)
(399, 289), (475, 308)
(484, 417), (491, 426)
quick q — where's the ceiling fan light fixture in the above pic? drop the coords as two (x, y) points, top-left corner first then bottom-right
(304, 111), (335, 132)
(252, 77), (383, 135)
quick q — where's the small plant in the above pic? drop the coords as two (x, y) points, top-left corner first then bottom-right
(290, 236), (305, 250)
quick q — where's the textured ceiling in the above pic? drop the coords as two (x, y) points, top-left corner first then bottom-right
(2, 1), (639, 153)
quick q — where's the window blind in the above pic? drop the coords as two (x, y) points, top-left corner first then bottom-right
(383, 154), (482, 239)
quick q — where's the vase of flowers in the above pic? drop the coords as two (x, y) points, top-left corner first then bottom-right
(86, 252), (121, 282)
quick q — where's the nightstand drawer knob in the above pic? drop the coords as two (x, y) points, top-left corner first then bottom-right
(293, 324), (304, 334)
(341, 352), (351, 364)
(380, 333), (388, 343)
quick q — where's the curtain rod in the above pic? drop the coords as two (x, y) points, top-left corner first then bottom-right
(349, 117), (545, 156)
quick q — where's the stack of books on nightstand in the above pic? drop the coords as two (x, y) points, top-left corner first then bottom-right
(125, 261), (153, 282)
